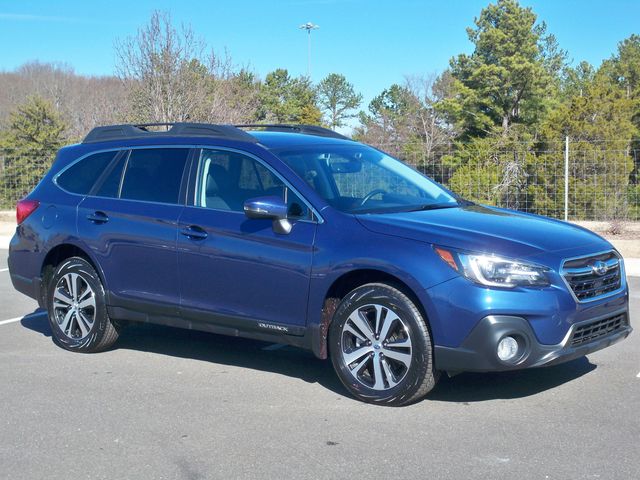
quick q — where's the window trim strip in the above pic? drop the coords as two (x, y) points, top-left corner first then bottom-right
(52, 144), (324, 223)
(193, 146), (324, 224)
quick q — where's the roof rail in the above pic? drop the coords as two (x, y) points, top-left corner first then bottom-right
(235, 124), (352, 141)
(82, 123), (258, 144)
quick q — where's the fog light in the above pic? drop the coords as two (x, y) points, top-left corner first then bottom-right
(497, 336), (519, 361)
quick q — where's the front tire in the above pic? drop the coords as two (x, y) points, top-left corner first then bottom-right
(47, 256), (119, 352)
(328, 283), (438, 406)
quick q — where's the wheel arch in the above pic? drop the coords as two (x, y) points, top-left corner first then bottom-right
(40, 242), (108, 308)
(313, 268), (431, 359)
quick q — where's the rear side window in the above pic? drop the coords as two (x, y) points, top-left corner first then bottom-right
(94, 155), (127, 198)
(120, 148), (190, 204)
(56, 151), (118, 194)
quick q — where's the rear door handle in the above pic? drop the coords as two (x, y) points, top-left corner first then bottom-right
(86, 211), (109, 224)
(180, 225), (208, 240)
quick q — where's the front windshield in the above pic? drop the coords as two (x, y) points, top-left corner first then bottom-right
(274, 144), (459, 214)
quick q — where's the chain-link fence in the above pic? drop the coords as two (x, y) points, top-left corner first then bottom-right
(1, 144), (639, 220)
(388, 142), (640, 222)
(0, 149), (53, 209)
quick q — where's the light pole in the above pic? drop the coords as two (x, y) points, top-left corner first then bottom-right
(299, 22), (319, 79)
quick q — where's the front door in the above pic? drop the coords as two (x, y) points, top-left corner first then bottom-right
(177, 148), (317, 332)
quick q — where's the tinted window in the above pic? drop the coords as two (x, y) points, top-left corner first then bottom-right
(199, 149), (310, 219)
(332, 157), (422, 199)
(276, 145), (458, 214)
(56, 151), (118, 194)
(94, 154), (126, 198)
(120, 148), (189, 204)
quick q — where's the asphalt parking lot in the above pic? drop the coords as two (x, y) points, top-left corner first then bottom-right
(0, 249), (638, 480)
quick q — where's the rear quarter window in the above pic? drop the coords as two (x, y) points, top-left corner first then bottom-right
(56, 151), (119, 195)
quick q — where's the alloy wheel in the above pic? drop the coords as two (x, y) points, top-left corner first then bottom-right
(340, 303), (413, 391)
(52, 272), (96, 339)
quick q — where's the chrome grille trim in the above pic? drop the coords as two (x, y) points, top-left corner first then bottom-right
(561, 250), (625, 303)
(562, 257), (619, 277)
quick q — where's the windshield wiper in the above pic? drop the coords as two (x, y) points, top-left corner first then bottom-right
(403, 203), (460, 212)
(354, 202), (463, 214)
(452, 194), (475, 207)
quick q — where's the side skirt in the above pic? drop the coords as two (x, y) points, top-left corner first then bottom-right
(107, 300), (311, 351)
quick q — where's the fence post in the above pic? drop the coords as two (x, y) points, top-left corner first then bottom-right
(564, 136), (569, 222)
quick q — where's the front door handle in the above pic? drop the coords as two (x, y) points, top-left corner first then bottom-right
(86, 211), (109, 224)
(180, 225), (208, 240)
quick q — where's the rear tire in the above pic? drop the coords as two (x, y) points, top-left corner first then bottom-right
(328, 283), (438, 406)
(47, 256), (119, 352)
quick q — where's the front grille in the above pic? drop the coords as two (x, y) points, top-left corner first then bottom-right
(570, 313), (627, 347)
(562, 251), (622, 301)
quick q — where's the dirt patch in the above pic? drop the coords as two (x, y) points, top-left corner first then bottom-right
(572, 221), (640, 240)
(572, 221), (640, 258)
(606, 239), (640, 259)
(0, 211), (14, 224)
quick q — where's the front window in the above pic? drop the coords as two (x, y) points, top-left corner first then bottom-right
(197, 149), (312, 220)
(274, 144), (459, 213)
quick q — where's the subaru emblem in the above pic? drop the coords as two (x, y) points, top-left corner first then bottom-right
(591, 260), (608, 276)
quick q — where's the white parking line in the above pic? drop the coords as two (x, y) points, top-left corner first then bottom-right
(0, 317), (23, 326)
(0, 311), (46, 326)
(0, 268), (8, 272)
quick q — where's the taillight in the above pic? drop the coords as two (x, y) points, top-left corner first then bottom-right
(16, 199), (40, 225)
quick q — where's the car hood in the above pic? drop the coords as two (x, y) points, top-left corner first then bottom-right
(356, 205), (612, 264)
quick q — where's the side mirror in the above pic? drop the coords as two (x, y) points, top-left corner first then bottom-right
(243, 196), (292, 234)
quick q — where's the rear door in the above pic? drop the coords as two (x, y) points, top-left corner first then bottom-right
(77, 147), (191, 314)
(177, 147), (317, 331)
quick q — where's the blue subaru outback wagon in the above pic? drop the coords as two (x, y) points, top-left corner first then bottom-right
(8, 123), (632, 406)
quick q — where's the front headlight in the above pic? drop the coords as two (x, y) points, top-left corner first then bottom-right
(435, 247), (550, 288)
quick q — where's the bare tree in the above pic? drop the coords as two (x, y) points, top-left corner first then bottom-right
(64, 76), (128, 139)
(115, 11), (260, 126)
(15, 62), (74, 111)
(115, 11), (211, 124)
(0, 62), (127, 140)
(199, 52), (260, 124)
(354, 75), (453, 164)
(404, 74), (453, 158)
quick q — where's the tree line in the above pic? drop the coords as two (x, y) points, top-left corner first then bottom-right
(0, 1), (639, 218)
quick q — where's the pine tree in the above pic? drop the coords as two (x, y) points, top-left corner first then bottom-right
(257, 69), (322, 124)
(0, 96), (67, 206)
(317, 73), (362, 129)
(438, 0), (560, 138)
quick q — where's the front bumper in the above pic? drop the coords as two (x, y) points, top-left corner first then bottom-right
(434, 310), (632, 373)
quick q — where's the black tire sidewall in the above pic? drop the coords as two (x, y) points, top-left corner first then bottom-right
(47, 257), (110, 352)
(329, 284), (433, 405)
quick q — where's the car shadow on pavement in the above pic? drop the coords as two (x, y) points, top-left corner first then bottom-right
(20, 312), (597, 402)
(117, 323), (350, 396)
(429, 357), (597, 402)
(19, 311), (347, 396)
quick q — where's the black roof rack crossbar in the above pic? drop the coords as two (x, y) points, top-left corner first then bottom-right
(82, 123), (259, 144)
(235, 124), (352, 141)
